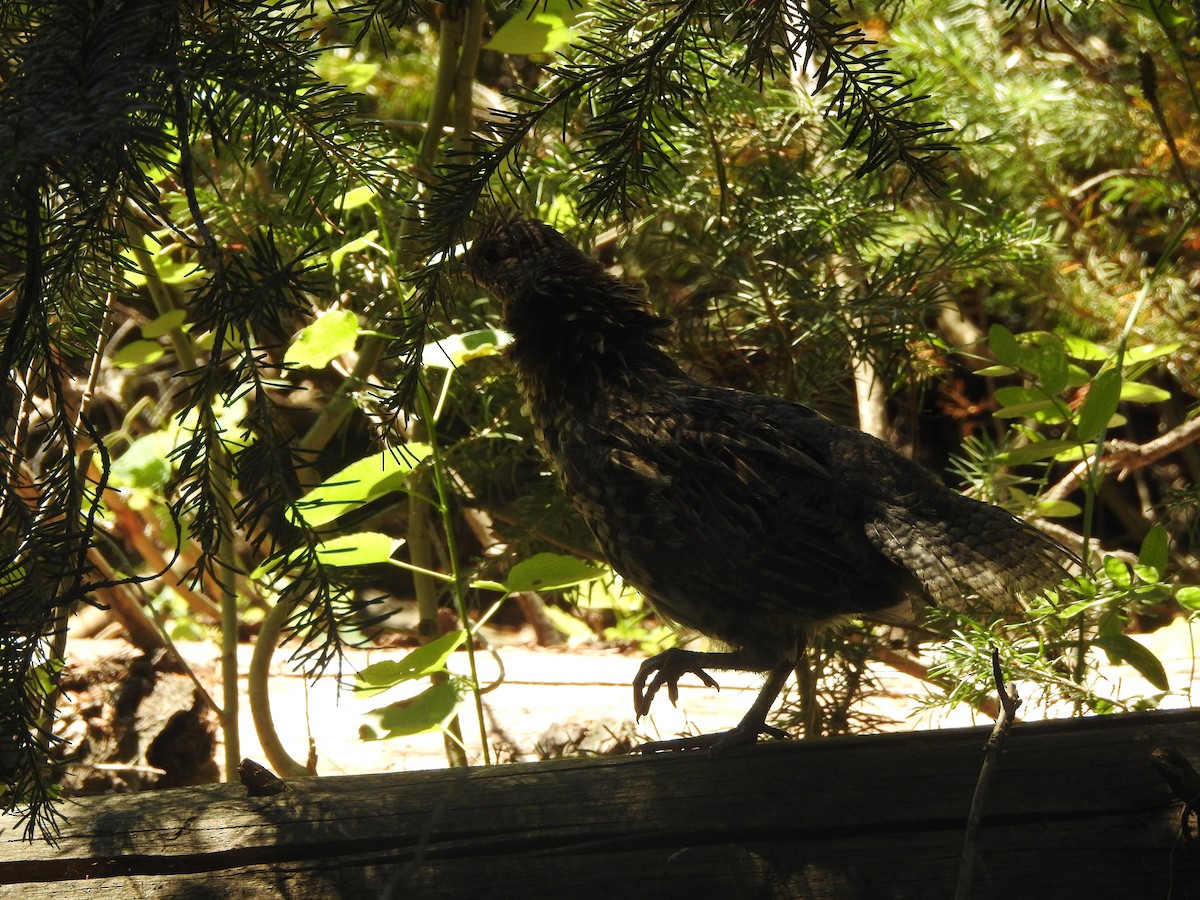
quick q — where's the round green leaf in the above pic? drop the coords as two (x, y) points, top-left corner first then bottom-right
(337, 185), (378, 210)
(485, 0), (583, 55)
(1176, 586), (1200, 611)
(142, 309), (188, 338)
(1103, 555), (1132, 589)
(330, 229), (379, 271)
(111, 339), (165, 369)
(111, 433), (172, 489)
(286, 309), (360, 369)
(1028, 336), (1069, 395)
(987, 324), (1021, 366)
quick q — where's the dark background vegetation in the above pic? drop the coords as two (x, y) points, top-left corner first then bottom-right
(1, 0), (1198, 837)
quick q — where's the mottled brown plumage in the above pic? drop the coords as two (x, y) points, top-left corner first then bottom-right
(464, 217), (1071, 753)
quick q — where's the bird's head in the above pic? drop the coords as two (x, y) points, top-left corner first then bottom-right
(460, 216), (574, 311)
(461, 215), (674, 383)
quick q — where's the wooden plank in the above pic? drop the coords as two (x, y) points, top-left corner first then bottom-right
(2, 709), (1199, 898)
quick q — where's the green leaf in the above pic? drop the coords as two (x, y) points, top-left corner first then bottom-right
(1132, 564), (1163, 585)
(1053, 442), (1099, 462)
(1103, 555), (1132, 589)
(994, 386), (1039, 406)
(1093, 634), (1169, 691)
(993, 399), (1063, 420)
(111, 433), (172, 489)
(987, 324), (1021, 366)
(973, 364), (1016, 377)
(331, 61), (378, 92)
(1077, 368), (1122, 441)
(361, 681), (464, 739)
(1034, 499), (1082, 518)
(353, 630), (467, 698)
(422, 329), (511, 369)
(1176, 586), (1200, 611)
(142, 309), (188, 338)
(338, 186), (378, 211)
(330, 229), (379, 270)
(314, 532), (399, 567)
(1124, 342), (1181, 364)
(111, 339), (165, 369)
(1059, 596), (1103, 618)
(994, 439), (1077, 465)
(294, 445), (432, 527)
(541, 193), (579, 229)
(1062, 335), (1109, 361)
(286, 309), (360, 369)
(1066, 364), (1092, 387)
(485, 0), (583, 54)
(1137, 524), (1169, 578)
(1118, 381), (1171, 404)
(504, 553), (606, 592)
(1026, 335), (1068, 395)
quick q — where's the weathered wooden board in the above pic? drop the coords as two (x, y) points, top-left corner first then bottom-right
(2, 709), (1199, 898)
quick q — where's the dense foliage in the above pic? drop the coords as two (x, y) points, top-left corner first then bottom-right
(1, 0), (1197, 837)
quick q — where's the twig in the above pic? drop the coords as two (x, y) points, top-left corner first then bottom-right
(955, 648), (1021, 900)
(1042, 416), (1200, 503)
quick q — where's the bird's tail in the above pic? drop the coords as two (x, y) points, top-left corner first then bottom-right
(867, 495), (1075, 615)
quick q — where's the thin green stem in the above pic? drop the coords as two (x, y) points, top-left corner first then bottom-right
(1072, 280), (1154, 688)
(418, 387), (492, 766)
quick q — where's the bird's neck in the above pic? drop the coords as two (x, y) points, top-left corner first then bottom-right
(505, 281), (681, 449)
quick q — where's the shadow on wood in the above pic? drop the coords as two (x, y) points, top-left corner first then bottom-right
(2, 709), (1199, 898)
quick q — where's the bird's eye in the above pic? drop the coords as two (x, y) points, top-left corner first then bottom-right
(474, 241), (503, 267)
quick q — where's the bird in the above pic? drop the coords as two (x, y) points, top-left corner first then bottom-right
(462, 216), (1071, 754)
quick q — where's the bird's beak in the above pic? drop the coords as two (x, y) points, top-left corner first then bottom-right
(428, 240), (473, 278)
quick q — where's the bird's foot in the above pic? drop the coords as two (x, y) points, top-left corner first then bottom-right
(632, 722), (789, 756)
(633, 647), (721, 719)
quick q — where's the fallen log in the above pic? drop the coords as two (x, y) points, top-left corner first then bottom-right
(2, 709), (1199, 898)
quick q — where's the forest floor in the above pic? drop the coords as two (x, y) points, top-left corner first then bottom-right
(58, 616), (1200, 782)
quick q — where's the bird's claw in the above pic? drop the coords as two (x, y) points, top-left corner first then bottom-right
(633, 648), (720, 719)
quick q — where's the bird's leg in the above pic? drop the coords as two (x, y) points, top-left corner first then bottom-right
(633, 661), (793, 755)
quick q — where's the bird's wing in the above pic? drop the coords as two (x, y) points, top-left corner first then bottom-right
(577, 386), (922, 620)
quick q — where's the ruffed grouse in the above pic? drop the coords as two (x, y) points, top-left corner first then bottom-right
(463, 217), (1069, 753)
